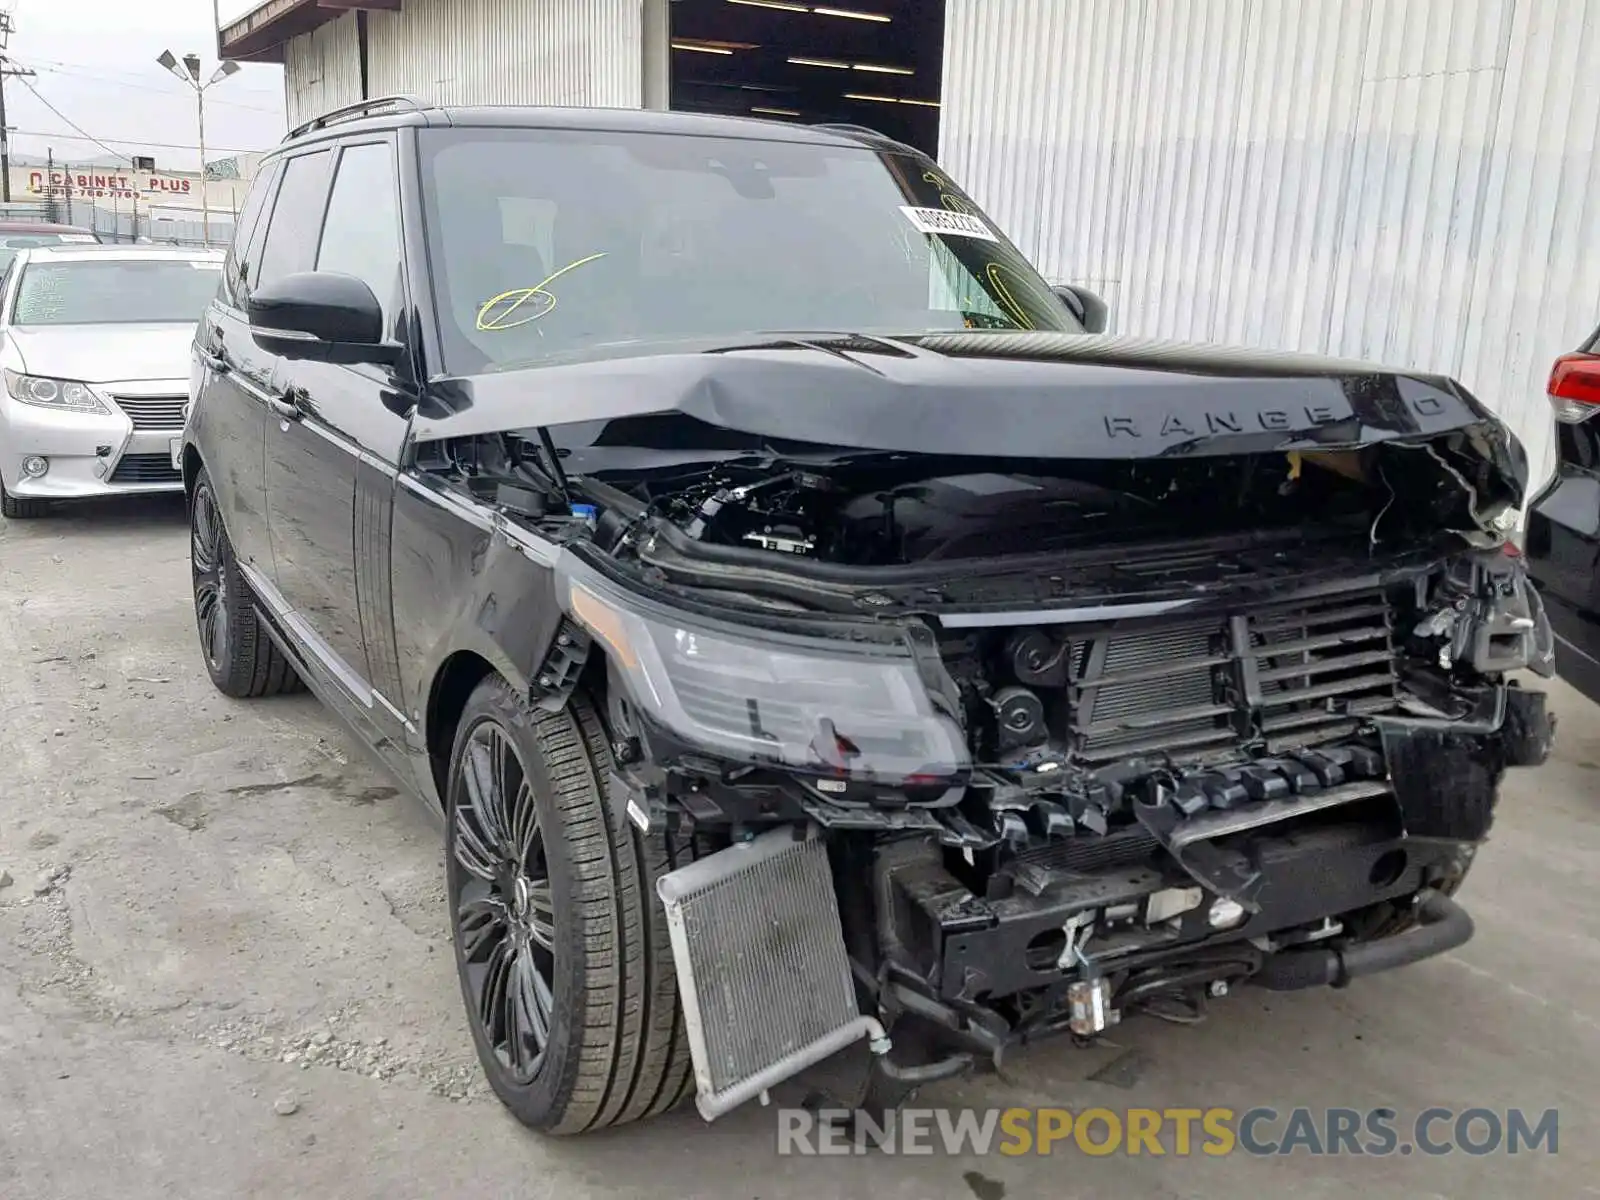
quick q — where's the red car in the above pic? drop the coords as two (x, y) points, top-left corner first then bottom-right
(0, 221), (102, 272)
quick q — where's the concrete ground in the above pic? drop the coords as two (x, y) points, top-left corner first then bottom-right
(1, 496), (1596, 1200)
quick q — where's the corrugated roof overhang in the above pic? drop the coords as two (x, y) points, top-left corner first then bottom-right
(218, 0), (400, 64)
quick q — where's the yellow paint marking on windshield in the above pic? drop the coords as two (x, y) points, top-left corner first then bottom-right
(921, 168), (979, 216)
(475, 252), (608, 331)
(985, 263), (1038, 331)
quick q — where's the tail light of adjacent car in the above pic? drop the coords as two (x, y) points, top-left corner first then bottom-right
(1547, 352), (1600, 423)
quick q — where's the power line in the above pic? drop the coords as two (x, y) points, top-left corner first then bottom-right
(15, 58), (284, 114)
(17, 53), (283, 99)
(5, 127), (264, 156)
(13, 74), (129, 160)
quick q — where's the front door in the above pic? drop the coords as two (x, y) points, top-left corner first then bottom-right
(259, 138), (413, 742)
(195, 161), (281, 574)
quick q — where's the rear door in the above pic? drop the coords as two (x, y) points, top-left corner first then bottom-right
(192, 160), (282, 573)
(1526, 323), (1600, 701)
(260, 135), (415, 751)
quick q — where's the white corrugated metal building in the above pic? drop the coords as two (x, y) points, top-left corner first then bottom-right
(222, 0), (1598, 483)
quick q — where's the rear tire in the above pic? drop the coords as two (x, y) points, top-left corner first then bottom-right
(445, 677), (694, 1134)
(189, 467), (304, 698)
(1, 482), (48, 519)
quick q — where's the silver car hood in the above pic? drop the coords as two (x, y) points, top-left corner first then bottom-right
(5, 323), (194, 384)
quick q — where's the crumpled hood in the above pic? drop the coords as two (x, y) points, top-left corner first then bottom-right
(6, 323), (195, 384)
(416, 331), (1527, 498)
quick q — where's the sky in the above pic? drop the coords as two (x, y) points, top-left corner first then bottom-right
(3, 0), (286, 174)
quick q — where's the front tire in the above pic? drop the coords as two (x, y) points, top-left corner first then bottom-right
(1, 481), (48, 519)
(445, 677), (694, 1134)
(189, 468), (303, 698)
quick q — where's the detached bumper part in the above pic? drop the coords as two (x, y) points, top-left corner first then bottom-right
(656, 828), (887, 1120)
(1254, 890), (1473, 991)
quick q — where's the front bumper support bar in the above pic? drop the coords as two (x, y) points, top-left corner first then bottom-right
(1253, 889), (1473, 990)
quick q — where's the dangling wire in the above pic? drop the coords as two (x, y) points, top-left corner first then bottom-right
(1369, 463), (1397, 552)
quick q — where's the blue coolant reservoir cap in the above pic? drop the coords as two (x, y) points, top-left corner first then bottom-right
(570, 504), (598, 522)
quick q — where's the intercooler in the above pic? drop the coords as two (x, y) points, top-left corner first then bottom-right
(1072, 587), (1400, 762)
(657, 828), (887, 1120)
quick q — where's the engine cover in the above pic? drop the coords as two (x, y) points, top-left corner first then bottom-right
(835, 472), (1146, 562)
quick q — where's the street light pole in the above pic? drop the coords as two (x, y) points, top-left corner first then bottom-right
(195, 86), (209, 242)
(157, 50), (237, 246)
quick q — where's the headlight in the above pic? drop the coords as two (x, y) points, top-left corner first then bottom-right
(3, 370), (109, 414)
(564, 570), (969, 784)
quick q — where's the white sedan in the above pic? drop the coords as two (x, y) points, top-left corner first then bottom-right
(0, 244), (223, 518)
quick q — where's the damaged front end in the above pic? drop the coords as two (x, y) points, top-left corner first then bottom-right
(421, 334), (1556, 1120)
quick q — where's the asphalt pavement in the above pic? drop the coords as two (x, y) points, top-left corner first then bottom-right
(1, 496), (1596, 1199)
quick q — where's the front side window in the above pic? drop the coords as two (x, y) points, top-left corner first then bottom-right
(417, 128), (1075, 374)
(316, 140), (403, 334)
(10, 259), (224, 326)
(255, 149), (333, 290)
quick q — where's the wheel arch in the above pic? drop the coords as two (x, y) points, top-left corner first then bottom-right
(424, 645), (614, 807)
(425, 649), (498, 805)
(181, 442), (204, 500)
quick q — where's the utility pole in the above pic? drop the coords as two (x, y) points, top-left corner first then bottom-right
(0, 11), (37, 205)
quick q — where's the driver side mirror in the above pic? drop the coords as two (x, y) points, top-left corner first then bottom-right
(1052, 283), (1109, 335)
(248, 271), (403, 366)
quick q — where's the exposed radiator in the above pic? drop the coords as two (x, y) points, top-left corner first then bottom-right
(1251, 590), (1400, 749)
(657, 828), (886, 1120)
(1069, 586), (1399, 763)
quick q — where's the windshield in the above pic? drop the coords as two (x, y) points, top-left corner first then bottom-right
(418, 127), (1077, 374)
(11, 259), (221, 326)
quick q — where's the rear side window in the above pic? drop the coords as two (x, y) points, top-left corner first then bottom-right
(315, 141), (403, 336)
(255, 150), (333, 290)
(221, 161), (280, 307)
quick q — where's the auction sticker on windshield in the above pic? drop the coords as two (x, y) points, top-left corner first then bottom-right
(900, 206), (997, 242)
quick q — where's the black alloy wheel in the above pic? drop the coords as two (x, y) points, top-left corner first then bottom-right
(444, 679), (696, 1134)
(191, 480), (232, 675)
(450, 719), (556, 1083)
(188, 467), (303, 698)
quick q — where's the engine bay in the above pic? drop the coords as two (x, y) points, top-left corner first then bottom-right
(595, 438), (1514, 568)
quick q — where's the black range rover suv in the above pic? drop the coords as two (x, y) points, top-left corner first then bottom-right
(180, 97), (1556, 1135)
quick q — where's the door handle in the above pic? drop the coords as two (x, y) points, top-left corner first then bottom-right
(266, 393), (302, 422)
(197, 327), (228, 373)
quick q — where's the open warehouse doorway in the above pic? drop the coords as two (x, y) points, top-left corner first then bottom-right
(666, 0), (945, 155)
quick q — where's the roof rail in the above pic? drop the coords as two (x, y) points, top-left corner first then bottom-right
(809, 121), (921, 154)
(284, 95), (428, 143)
(810, 122), (889, 140)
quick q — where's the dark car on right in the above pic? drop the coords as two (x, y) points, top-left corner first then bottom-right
(1527, 327), (1600, 701)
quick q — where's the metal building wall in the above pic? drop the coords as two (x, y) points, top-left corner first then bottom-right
(282, 12), (362, 130)
(941, 0), (1600, 488)
(365, 0), (643, 108)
